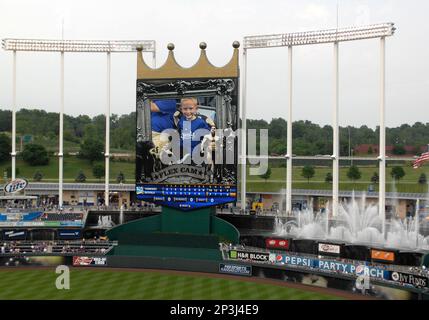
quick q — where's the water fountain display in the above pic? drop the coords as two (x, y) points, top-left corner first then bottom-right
(274, 184), (429, 252)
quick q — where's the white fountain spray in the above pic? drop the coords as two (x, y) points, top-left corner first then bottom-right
(274, 186), (429, 250)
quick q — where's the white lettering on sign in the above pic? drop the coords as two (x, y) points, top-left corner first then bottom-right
(284, 255), (312, 267)
(391, 272), (428, 288)
(4, 179), (28, 194)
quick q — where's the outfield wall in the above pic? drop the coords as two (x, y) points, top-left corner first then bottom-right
(83, 255), (429, 299)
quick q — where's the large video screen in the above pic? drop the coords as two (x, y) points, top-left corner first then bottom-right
(135, 78), (238, 210)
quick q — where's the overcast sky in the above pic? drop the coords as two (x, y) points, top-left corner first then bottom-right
(0, 0), (428, 128)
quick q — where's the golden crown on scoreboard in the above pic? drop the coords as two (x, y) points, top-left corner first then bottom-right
(137, 41), (239, 80)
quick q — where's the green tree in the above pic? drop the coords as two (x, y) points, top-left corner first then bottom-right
(21, 143), (49, 166)
(418, 173), (427, 185)
(0, 110), (12, 132)
(269, 139), (287, 155)
(33, 171), (43, 182)
(0, 134), (11, 163)
(116, 171), (126, 183)
(390, 166), (406, 181)
(78, 139), (104, 163)
(325, 172), (333, 184)
(75, 171), (86, 182)
(259, 166), (272, 182)
(92, 164), (105, 181)
(347, 165), (361, 182)
(301, 165), (315, 183)
(371, 172), (379, 184)
(367, 146), (373, 155)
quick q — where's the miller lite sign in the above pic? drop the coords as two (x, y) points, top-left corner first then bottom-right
(3, 179), (28, 194)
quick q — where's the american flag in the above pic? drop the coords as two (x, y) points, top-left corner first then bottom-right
(413, 152), (429, 169)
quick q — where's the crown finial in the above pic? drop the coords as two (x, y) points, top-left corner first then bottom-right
(138, 41), (239, 79)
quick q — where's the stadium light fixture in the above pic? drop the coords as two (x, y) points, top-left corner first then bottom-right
(240, 22), (395, 216)
(243, 23), (395, 49)
(1, 39), (155, 52)
(2, 38), (156, 208)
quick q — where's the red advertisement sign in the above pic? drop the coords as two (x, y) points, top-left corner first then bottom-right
(73, 256), (107, 266)
(265, 238), (290, 250)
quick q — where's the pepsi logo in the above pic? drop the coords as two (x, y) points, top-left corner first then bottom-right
(355, 265), (366, 275)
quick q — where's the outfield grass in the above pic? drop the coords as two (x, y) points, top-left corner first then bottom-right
(0, 157), (135, 184)
(0, 268), (342, 300)
(245, 165), (429, 193)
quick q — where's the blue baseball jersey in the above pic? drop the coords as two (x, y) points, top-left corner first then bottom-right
(151, 99), (177, 133)
(178, 115), (212, 154)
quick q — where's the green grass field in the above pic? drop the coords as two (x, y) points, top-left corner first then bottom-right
(0, 156), (427, 193)
(0, 268), (342, 300)
(245, 164), (429, 193)
(0, 157), (135, 184)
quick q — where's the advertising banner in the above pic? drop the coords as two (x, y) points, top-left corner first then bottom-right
(2, 230), (27, 240)
(265, 238), (290, 250)
(0, 221), (82, 228)
(72, 256), (107, 266)
(371, 249), (395, 262)
(229, 250), (270, 263)
(3, 178), (28, 193)
(390, 271), (428, 288)
(316, 259), (390, 280)
(0, 221), (45, 227)
(274, 253), (314, 268)
(266, 251), (389, 280)
(219, 263), (252, 276)
(58, 229), (82, 239)
(228, 250), (391, 281)
(59, 221), (84, 227)
(318, 243), (341, 255)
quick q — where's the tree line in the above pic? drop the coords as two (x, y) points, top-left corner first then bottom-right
(248, 118), (429, 156)
(0, 108), (429, 159)
(259, 164), (428, 186)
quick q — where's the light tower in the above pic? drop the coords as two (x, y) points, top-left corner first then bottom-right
(242, 23), (395, 221)
(2, 39), (156, 207)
